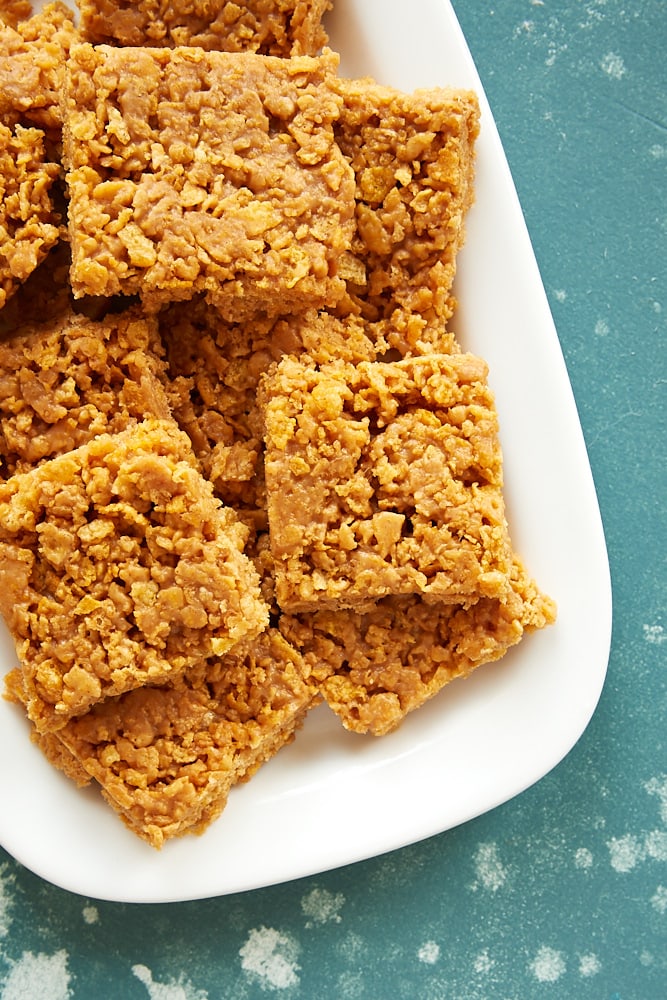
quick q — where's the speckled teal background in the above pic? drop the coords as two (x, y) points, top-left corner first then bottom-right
(1, 1), (665, 997)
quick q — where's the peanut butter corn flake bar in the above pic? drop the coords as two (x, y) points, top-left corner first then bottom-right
(334, 78), (480, 351)
(62, 43), (355, 319)
(79, 0), (332, 56)
(0, 1), (77, 137)
(6, 628), (318, 847)
(0, 418), (268, 732)
(262, 352), (513, 612)
(0, 305), (171, 480)
(281, 556), (557, 735)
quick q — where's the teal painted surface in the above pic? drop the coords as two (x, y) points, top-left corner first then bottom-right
(1, 1), (665, 997)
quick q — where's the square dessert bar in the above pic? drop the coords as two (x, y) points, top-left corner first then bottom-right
(262, 352), (513, 612)
(0, 305), (171, 480)
(281, 556), (557, 735)
(159, 299), (378, 507)
(5, 629), (319, 846)
(0, 122), (60, 308)
(334, 78), (480, 350)
(79, 0), (331, 56)
(62, 44), (355, 320)
(0, 418), (268, 732)
(0, 1), (77, 139)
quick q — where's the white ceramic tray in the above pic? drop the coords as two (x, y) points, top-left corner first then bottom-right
(0, 0), (612, 902)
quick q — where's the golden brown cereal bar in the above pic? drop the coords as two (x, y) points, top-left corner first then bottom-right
(281, 556), (557, 735)
(334, 78), (480, 353)
(79, 0), (332, 56)
(262, 352), (513, 612)
(62, 43), (355, 320)
(0, 0), (33, 29)
(0, 122), (60, 308)
(0, 2), (77, 138)
(5, 629), (319, 846)
(0, 305), (171, 480)
(0, 418), (269, 732)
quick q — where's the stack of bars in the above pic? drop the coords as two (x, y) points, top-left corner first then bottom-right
(0, 0), (556, 848)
